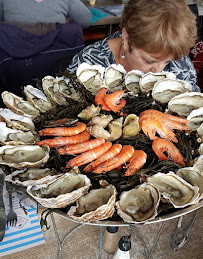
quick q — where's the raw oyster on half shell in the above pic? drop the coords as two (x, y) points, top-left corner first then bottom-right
(124, 70), (144, 95)
(187, 107), (203, 131)
(104, 64), (126, 92)
(116, 182), (160, 223)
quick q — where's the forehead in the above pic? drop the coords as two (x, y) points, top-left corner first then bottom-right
(132, 47), (174, 61)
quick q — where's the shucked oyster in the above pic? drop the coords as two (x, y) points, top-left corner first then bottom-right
(104, 64), (126, 92)
(27, 167), (91, 208)
(2, 91), (40, 118)
(0, 108), (35, 131)
(0, 145), (50, 169)
(116, 182), (160, 223)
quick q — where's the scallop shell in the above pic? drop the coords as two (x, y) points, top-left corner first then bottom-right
(122, 114), (139, 138)
(68, 180), (117, 222)
(168, 92), (203, 116)
(2, 91), (40, 118)
(124, 70), (144, 95)
(104, 64), (126, 92)
(152, 78), (192, 104)
(86, 124), (111, 140)
(116, 182), (160, 223)
(187, 107), (203, 131)
(87, 114), (113, 128)
(77, 104), (101, 121)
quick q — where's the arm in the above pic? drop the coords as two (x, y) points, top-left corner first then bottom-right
(69, 0), (92, 28)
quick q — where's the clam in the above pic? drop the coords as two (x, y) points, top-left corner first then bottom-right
(76, 63), (105, 95)
(116, 182), (160, 223)
(168, 92), (203, 116)
(77, 104), (101, 121)
(1, 91), (40, 118)
(104, 64), (126, 92)
(122, 114), (139, 138)
(187, 107), (203, 131)
(0, 145), (50, 169)
(68, 180), (117, 222)
(193, 155), (203, 173)
(147, 172), (199, 208)
(87, 114), (113, 128)
(152, 78), (192, 104)
(0, 122), (38, 145)
(27, 167), (91, 208)
(0, 108), (35, 131)
(124, 70), (144, 95)
(24, 85), (53, 113)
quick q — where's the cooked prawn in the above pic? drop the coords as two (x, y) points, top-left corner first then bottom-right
(141, 118), (178, 143)
(37, 130), (90, 148)
(125, 150), (147, 176)
(44, 118), (78, 128)
(94, 87), (111, 111)
(83, 143), (122, 172)
(66, 142), (112, 168)
(58, 138), (105, 155)
(103, 90), (126, 113)
(39, 122), (86, 136)
(92, 145), (134, 174)
(152, 138), (186, 166)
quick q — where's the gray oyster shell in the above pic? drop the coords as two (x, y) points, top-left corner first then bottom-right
(199, 143), (203, 155)
(104, 64), (126, 92)
(197, 123), (203, 143)
(193, 155), (203, 173)
(124, 70), (144, 95)
(187, 107), (203, 131)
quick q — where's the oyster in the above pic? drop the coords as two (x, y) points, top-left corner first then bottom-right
(122, 114), (139, 138)
(24, 85), (53, 113)
(147, 172), (199, 208)
(0, 108), (35, 131)
(77, 104), (100, 121)
(0, 122), (38, 145)
(193, 155), (203, 173)
(168, 92), (203, 116)
(68, 180), (117, 222)
(199, 143), (203, 155)
(104, 64), (126, 92)
(187, 107), (203, 131)
(76, 63), (105, 95)
(197, 123), (203, 143)
(0, 145), (50, 169)
(124, 70), (144, 95)
(2, 91), (40, 118)
(152, 78), (192, 104)
(116, 182), (160, 223)
(27, 167), (91, 208)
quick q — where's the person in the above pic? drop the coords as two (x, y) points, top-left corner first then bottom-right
(0, 0), (92, 28)
(67, 0), (200, 91)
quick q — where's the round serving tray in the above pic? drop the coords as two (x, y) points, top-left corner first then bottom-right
(54, 199), (203, 227)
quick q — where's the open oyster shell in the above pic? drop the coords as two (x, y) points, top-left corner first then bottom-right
(187, 107), (203, 131)
(68, 180), (117, 222)
(152, 78), (192, 104)
(147, 172), (199, 208)
(193, 155), (203, 173)
(27, 167), (91, 208)
(124, 70), (144, 95)
(197, 123), (203, 143)
(0, 145), (50, 169)
(116, 182), (160, 223)
(2, 91), (40, 118)
(104, 64), (126, 92)
(199, 143), (203, 155)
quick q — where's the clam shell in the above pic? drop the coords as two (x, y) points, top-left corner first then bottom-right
(122, 114), (139, 138)
(168, 92), (203, 116)
(187, 107), (203, 131)
(124, 70), (144, 95)
(104, 64), (126, 92)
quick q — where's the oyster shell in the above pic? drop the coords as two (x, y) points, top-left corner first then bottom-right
(77, 104), (101, 121)
(2, 91), (40, 118)
(0, 122), (38, 145)
(197, 123), (203, 143)
(168, 92), (203, 116)
(193, 155), (203, 173)
(0, 145), (50, 169)
(27, 167), (91, 208)
(0, 108), (35, 131)
(122, 114), (139, 138)
(116, 182), (160, 223)
(147, 172), (199, 208)
(68, 180), (117, 222)
(187, 107), (203, 131)
(124, 70), (144, 95)
(199, 143), (203, 155)
(24, 85), (53, 113)
(76, 63), (105, 95)
(152, 78), (192, 104)
(104, 64), (126, 92)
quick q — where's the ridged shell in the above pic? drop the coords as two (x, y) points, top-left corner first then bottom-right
(122, 114), (139, 138)
(124, 70), (144, 95)
(193, 155), (203, 173)
(108, 124), (122, 141)
(86, 124), (111, 140)
(77, 104), (101, 121)
(187, 107), (203, 131)
(104, 64), (126, 92)
(87, 114), (113, 128)
(116, 182), (160, 223)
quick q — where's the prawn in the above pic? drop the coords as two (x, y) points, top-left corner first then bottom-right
(84, 143), (122, 172)
(58, 138), (105, 155)
(141, 118), (178, 143)
(152, 138), (186, 166)
(94, 87), (111, 111)
(103, 90), (126, 113)
(66, 141), (112, 168)
(44, 118), (78, 128)
(92, 145), (134, 174)
(125, 150), (147, 176)
(39, 122), (86, 136)
(37, 130), (90, 148)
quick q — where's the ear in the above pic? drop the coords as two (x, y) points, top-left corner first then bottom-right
(122, 28), (129, 51)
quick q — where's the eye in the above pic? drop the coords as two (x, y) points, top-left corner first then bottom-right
(145, 60), (154, 64)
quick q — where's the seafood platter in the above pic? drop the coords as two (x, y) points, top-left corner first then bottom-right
(1, 62), (203, 226)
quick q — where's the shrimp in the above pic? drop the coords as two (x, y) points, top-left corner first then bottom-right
(44, 118), (78, 128)
(103, 90), (126, 113)
(39, 122), (86, 136)
(37, 130), (90, 148)
(66, 141), (112, 168)
(84, 143), (122, 172)
(92, 145), (134, 174)
(152, 138), (186, 166)
(125, 150), (147, 176)
(94, 87), (111, 111)
(58, 138), (105, 155)
(141, 118), (178, 143)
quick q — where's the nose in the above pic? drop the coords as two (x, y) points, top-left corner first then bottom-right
(150, 62), (165, 73)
